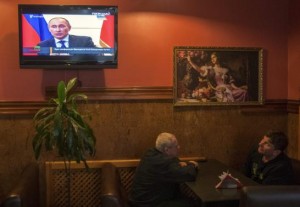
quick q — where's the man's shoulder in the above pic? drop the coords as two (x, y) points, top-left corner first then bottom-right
(69, 35), (95, 47)
(38, 38), (54, 46)
(265, 153), (292, 171)
(275, 153), (292, 165)
(143, 148), (165, 160)
(141, 148), (177, 165)
(69, 35), (91, 41)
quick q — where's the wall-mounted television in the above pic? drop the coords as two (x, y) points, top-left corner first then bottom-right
(18, 4), (118, 69)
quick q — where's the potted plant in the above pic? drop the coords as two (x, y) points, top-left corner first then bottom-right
(32, 77), (96, 206)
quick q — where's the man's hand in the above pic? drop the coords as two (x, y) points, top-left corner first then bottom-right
(179, 162), (187, 167)
(188, 161), (199, 169)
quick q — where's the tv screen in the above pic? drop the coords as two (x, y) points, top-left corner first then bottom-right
(18, 4), (118, 69)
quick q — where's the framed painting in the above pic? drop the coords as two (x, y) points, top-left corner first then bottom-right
(173, 47), (263, 106)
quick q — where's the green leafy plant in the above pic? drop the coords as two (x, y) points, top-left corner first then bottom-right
(32, 77), (96, 167)
(32, 78), (96, 206)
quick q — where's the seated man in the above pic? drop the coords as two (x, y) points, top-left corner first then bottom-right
(129, 132), (199, 207)
(243, 130), (294, 185)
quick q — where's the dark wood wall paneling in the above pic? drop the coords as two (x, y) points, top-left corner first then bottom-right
(0, 87), (297, 198)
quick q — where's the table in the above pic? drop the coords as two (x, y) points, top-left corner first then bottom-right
(185, 159), (259, 207)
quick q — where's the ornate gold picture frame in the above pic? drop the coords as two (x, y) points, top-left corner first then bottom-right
(173, 47), (263, 106)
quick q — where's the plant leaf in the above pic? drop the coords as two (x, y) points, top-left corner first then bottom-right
(57, 81), (66, 105)
(66, 77), (77, 94)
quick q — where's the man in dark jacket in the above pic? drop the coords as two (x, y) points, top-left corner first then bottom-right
(129, 132), (199, 207)
(243, 130), (294, 185)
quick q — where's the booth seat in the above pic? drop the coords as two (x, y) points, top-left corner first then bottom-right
(0, 162), (39, 207)
(100, 162), (129, 207)
(42, 157), (203, 207)
(291, 158), (300, 185)
(2, 157), (299, 207)
(238, 158), (300, 207)
(239, 185), (300, 207)
(100, 158), (300, 207)
(0, 196), (21, 207)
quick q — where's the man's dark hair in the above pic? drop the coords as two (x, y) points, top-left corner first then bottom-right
(266, 130), (288, 151)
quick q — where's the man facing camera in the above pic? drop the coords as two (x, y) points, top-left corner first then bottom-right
(38, 17), (96, 48)
(129, 132), (200, 207)
(243, 130), (294, 185)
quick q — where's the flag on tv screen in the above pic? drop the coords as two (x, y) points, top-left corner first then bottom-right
(100, 15), (114, 48)
(22, 14), (52, 47)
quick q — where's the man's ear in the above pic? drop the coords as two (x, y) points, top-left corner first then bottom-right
(164, 147), (169, 154)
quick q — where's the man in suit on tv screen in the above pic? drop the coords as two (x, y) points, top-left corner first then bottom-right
(37, 17), (96, 48)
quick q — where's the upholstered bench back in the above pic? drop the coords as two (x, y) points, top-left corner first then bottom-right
(40, 159), (140, 207)
(291, 158), (300, 185)
(239, 185), (300, 207)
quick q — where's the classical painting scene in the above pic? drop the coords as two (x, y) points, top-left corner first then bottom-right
(174, 47), (263, 105)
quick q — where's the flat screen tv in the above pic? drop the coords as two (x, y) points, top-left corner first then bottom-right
(18, 4), (118, 69)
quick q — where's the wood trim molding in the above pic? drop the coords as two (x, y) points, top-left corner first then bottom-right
(0, 101), (47, 115)
(240, 99), (300, 114)
(45, 86), (173, 100)
(287, 99), (300, 114)
(45, 156), (206, 169)
(0, 87), (299, 115)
